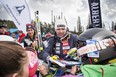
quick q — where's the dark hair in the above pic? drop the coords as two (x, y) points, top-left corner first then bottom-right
(18, 30), (23, 33)
(0, 41), (27, 77)
(0, 24), (7, 28)
(26, 24), (37, 40)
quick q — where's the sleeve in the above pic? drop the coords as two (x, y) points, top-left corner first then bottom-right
(20, 36), (25, 43)
(72, 34), (79, 47)
(42, 37), (54, 62)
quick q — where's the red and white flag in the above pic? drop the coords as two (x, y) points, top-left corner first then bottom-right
(0, 0), (31, 33)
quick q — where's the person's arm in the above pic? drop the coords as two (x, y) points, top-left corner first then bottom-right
(42, 37), (54, 62)
(69, 34), (79, 48)
(38, 65), (48, 76)
(38, 65), (53, 77)
(62, 65), (78, 77)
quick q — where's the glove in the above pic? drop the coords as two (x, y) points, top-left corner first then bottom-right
(49, 55), (59, 64)
(65, 47), (77, 58)
(51, 55), (59, 60)
(47, 55), (65, 67)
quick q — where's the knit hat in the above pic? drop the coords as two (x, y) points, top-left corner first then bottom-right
(18, 30), (23, 33)
(55, 19), (67, 30)
(26, 24), (35, 31)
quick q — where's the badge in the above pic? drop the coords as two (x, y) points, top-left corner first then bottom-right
(56, 43), (60, 46)
(56, 50), (60, 54)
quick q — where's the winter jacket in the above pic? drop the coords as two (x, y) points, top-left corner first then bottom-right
(42, 33), (78, 62)
(18, 33), (25, 43)
(21, 34), (38, 48)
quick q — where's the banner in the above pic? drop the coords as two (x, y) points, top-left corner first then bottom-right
(0, 0), (31, 33)
(88, 0), (102, 28)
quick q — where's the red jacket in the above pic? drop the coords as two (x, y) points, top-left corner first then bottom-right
(18, 33), (25, 43)
(0, 32), (10, 35)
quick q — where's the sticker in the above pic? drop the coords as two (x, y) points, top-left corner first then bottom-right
(56, 50), (60, 54)
(87, 51), (99, 58)
(62, 42), (70, 54)
(86, 39), (99, 58)
(63, 46), (70, 50)
(56, 47), (60, 50)
(56, 43), (60, 46)
(62, 42), (69, 46)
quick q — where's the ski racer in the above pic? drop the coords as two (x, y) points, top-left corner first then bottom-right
(42, 19), (79, 76)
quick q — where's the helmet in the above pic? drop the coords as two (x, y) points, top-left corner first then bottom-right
(78, 28), (116, 64)
(79, 28), (116, 40)
(78, 28), (116, 47)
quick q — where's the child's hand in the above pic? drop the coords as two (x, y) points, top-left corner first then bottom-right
(38, 65), (48, 76)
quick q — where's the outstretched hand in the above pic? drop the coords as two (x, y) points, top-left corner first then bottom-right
(38, 65), (48, 76)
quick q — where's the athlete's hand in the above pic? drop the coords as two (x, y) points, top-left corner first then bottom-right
(51, 55), (59, 60)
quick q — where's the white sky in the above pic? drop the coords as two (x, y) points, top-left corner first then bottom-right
(0, 0), (116, 31)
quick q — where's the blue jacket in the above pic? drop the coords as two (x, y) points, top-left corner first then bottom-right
(42, 33), (78, 62)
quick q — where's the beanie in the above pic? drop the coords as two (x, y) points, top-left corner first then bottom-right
(55, 19), (67, 30)
(18, 30), (23, 33)
(26, 24), (35, 31)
